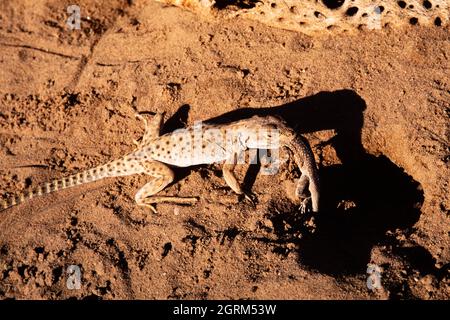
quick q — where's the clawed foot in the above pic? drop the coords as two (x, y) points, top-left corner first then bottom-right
(239, 191), (258, 207)
(133, 114), (148, 148)
(138, 196), (199, 215)
(135, 113), (149, 127)
(299, 197), (312, 214)
(139, 203), (159, 214)
(133, 138), (142, 148)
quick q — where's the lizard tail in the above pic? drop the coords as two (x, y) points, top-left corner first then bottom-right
(285, 134), (320, 213)
(0, 155), (138, 212)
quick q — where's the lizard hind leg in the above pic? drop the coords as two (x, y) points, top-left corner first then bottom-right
(134, 161), (198, 213)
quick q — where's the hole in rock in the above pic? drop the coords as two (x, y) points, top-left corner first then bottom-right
(322, 0), (345, 9)
(346, 7), (359, 16)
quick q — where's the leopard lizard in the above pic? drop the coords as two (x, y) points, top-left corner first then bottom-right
(0, 113), (319, 213)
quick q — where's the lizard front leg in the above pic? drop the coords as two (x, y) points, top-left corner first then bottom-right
(133, 112), (165, 147)
(135, 161), (198, 213)
(222, 152), (257, 205)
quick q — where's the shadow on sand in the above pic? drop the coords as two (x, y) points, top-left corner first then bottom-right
(165, 89), (424, 276)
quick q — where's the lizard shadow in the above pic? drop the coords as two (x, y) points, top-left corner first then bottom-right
(298, 155), (423, 276)
(166, 89), (424, 276)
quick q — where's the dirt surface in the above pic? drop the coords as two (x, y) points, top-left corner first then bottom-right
(0, 0), (449, 299)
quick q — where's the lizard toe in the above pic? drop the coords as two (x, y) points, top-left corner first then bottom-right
(239, 192), (258, 207)
(299, 197), (312, 214)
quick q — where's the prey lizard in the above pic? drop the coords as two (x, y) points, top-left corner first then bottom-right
(1, 113), (319, 213)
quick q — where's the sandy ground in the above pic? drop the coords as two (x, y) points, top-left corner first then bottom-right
(0, 0), (449, 299)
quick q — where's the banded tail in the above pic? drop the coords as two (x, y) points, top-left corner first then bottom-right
(1, 155), (140, 212)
